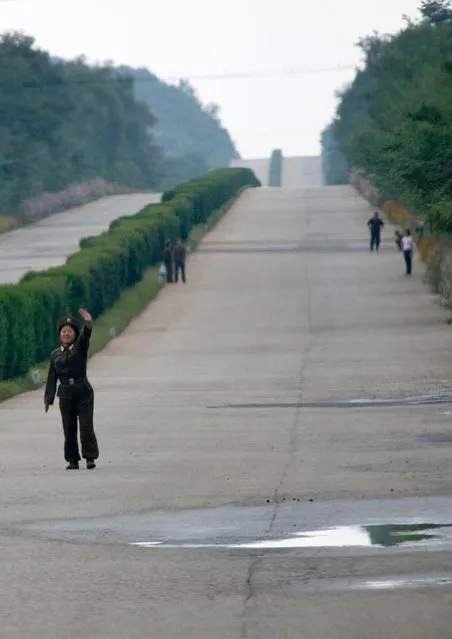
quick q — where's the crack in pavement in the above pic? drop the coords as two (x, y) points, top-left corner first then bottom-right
(241, 210), (315, 637)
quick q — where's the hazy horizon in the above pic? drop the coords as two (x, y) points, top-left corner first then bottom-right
(0, 0), (424, 159)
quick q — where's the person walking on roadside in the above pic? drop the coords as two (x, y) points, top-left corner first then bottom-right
(163, 240), (174, 283)
(401, 229), (414, 275)
(174, 239), (187, 283)
(367, 211), (384, 252)
(44, 308), (99, 470)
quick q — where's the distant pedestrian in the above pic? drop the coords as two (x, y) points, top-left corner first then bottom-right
(367, 211), (384, 252)
(162, 240), (173, 283)
(401, 229), (414, 275)
(174, 239), (187, 283)
(44, 308), (99, 470)
(394, 230), (403, 251)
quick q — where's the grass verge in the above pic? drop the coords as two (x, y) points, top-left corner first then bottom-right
(0, 190), (244, 404)
(0, 216), (20, 234)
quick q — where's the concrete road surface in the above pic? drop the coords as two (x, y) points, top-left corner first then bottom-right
(229, 155), (324, 188)
(229, 157), (269, 185)
(2, 183), (452, 638)
(0, 193), (161, 284)
(283, 155), (324, 187)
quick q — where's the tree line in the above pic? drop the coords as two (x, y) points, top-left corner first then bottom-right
(0, 32), (239, 217)
(320, 0), (452, 233)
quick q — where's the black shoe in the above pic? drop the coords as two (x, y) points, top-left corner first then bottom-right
(86, 460), (96, 470)
(66, 461), (79, 470)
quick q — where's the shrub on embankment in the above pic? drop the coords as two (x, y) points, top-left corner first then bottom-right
(0, 178), (134, 235)
(19, 179), (136, 224)
(0, 167), (260, 382)
(268, 149), (283, 186)
(320, 4), (452, 306)
(0, 178), (136, 233)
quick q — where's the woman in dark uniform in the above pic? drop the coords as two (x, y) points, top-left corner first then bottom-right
(44, 308), (99, 470)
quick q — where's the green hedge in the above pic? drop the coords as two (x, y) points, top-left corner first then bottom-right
(0, 167), (260, 381)
(268, 149), (283, 187)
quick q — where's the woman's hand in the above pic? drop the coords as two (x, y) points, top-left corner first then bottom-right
(79, 308), (93, 328)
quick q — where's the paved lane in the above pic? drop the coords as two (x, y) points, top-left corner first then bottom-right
(0, 193), (161, 283)
(229, 155), (324, 188)
(1, 184), (452, 637)
(282, 155), (324, 187)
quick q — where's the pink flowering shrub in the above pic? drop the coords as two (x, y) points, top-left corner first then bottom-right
(20, 178), (133, 222)
(349, 167), (382, 207)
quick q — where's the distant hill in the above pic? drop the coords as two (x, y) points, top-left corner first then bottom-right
(0, 33), (240, 216)
(116, 66), (240, 169)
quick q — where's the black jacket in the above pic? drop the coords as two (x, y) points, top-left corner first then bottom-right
(44, 325), (92, 405)
(368, 217), (384, 235)
(163, 246), (173, 264)
(174, 244), (186, 263)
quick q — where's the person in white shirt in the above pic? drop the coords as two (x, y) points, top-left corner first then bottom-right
(400, 229), (414, 275)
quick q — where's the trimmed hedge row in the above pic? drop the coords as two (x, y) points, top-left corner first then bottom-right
(0, 167), (260, 381)
(268, 149), (283, 187)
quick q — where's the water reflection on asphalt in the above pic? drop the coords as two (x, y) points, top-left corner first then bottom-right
(133, 522), (452, 549)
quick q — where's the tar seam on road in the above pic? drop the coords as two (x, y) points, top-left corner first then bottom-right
(197, 245), (373, 254)
(207, 395), (452, 410)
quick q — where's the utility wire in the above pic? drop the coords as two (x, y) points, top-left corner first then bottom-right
(163, 65), (357, 82)
(0, 63), (358, 90)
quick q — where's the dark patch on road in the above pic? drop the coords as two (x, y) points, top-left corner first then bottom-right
(207, 393), (452, 410)
(415, 432), (452, 444)
(198, 244), (378, 254)
(198, 237), (396, 254)
(14, 495), (452, 555)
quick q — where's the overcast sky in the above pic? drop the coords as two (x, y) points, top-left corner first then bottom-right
(0, 0), (423, 159)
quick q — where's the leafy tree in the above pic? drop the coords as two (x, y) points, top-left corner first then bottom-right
(420, 0), (452, 24)
(320, 120), (349, 185)
(320, 6), (452, 231)
(0, 32), (166, 214)
(157, 152), (209, 191)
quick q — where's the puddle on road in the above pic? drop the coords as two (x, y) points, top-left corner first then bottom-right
(19, 495), (452, 556)
(289, 574), (452, 593)
(132, 523), (452, 550)
(353, 575), (452, 591)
